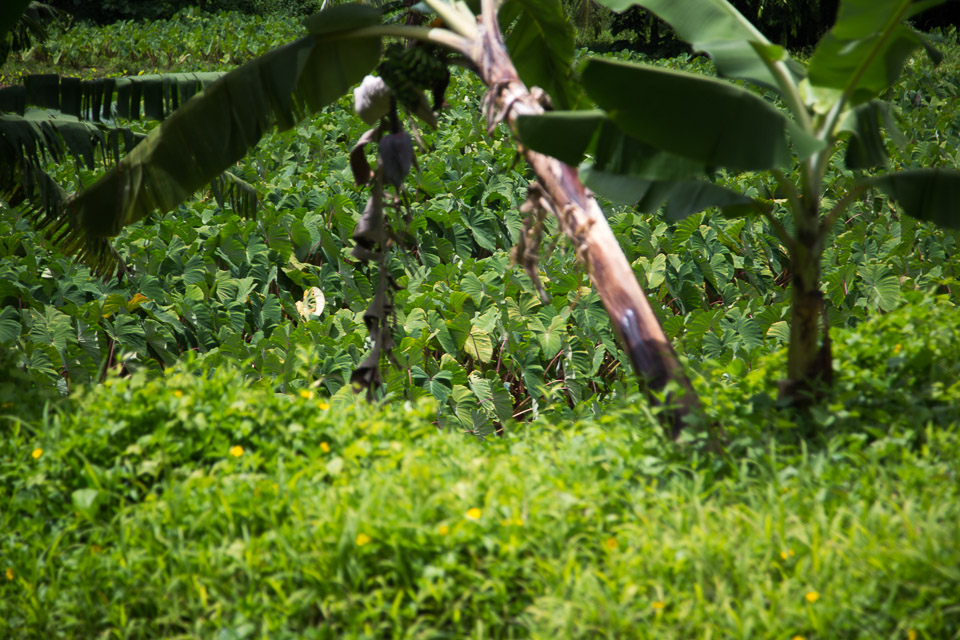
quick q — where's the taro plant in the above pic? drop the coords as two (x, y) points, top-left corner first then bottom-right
(518, 0), (960, 399)
(1, 0), (701, 432)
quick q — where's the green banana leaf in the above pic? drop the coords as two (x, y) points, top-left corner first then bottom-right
(581, 58), (793, 171)
(868, 169), (960, 230)
(516, 110), (704, 180)
(836, 100), (904, 170)
(808, 0), (946, 105)
(503, 0), (584, 110)
(583, 168), (757, 221)
(591, 0), (802, 90)
(66, 4), (381, 254)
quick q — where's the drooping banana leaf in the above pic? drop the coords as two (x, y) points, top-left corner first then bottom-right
(581, 58), (794, 171)
(592, 0), (804, 90)
(516, 110), (705, 179)
(836, 99), (905, 170)
(514, 109), (754, 219)
(0, 109), (145, 271)
(59, 4), (381, 269)
(868, 169), (960, 230)
(0, 0), (32, 43)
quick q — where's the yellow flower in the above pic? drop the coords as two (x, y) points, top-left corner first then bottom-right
(438, 525), (450, 536)
(229, 445), (244, 458)
(356, 533), (371, 546)
(894, 343), (902, 354)
(465, 508), (482, 520)
(792, 636), (805, 640)
(780, 550), (788, 560)
(320, 442), (331, 453)
(318, 401), (330, 410)
(31, 448), (42, 460)
(299, 389), (314, 400)
(805, 591), (820, 603)
(605, 537), (618, 550)
(5, 568), (12, 581)
(173, 390), (183, 398)
(651, 601), (665, 610)
(908, 630), (917, 640)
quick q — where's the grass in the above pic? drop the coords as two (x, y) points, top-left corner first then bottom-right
(2, 299), (960, 638)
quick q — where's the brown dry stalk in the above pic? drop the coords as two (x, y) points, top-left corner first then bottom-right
(469, 4), (700, 434)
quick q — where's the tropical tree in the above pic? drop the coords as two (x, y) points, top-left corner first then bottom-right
(518, 0), (960, 399)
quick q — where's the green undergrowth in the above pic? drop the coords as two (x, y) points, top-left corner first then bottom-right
(2, 299), (959, 638)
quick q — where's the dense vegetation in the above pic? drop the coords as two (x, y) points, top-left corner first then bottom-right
(2, 4), (960, 638)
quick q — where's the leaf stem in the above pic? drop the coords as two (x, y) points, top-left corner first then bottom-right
(420, 0), (478, 39)
(820, 181), (870, 236)
(757, 199), (795, 253)
(769, 59), (812, 132)
(771, 168), (803, 216)
(345, 24), (472, 55)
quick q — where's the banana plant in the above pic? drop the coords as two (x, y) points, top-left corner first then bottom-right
(518, 0), (960, 400)
(3, 0), (701, 432)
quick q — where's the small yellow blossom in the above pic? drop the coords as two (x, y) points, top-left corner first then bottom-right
(318, 401), (330, 410)
(31, 448), (42, 460)
(320, 442), (331, 453)
(5, 568), (12, 581)
(805, 591), (820, 603)
(438, 525), (450, 535)
(908, 630), (917, 640)
(652, 601), (665, 610)
(299, 389), (314, 400)
(792, 636), (805, 640)
(229, 445), (244, 458)
(780, 550), (788, 560)
(173, 390), (183, 398)
(465, 508), (482, 520)
(605, 537), (618, 550)
(893, 343), (902, 354)
(356, 533), (371, 546)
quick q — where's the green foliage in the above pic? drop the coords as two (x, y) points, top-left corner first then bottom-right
(2, 299), (960, 636)
(1, 8), (305, 80)
(5, 9), (960, 432)
(45, 0), (321, 24)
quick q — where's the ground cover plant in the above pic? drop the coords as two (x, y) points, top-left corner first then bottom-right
(2, 299), (960, 637)
(2, 3), (960, 637)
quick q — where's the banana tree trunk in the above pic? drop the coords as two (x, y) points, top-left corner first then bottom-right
(472, 8), (699, 435)
(782, 205), (832, 400)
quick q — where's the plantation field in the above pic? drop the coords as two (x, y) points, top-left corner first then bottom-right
(2, 7), (960, 638)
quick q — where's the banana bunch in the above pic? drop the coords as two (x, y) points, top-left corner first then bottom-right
(377, 44), (448, 112)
